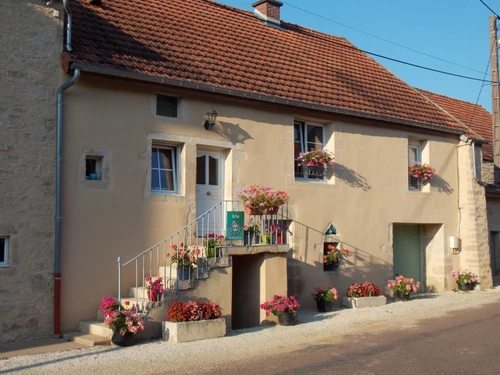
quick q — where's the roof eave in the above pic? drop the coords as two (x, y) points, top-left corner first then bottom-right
(69, 61), (463, 136)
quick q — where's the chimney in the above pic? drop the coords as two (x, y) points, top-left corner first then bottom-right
(252, 0), (283, 26)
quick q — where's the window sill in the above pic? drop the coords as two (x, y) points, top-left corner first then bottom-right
(294, 178), (328, 183)
(0, 264), (10, 268)
(151, 191), (180, 196)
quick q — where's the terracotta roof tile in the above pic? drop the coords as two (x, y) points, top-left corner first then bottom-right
(69, 0), (467, 132)
(416, 89), (493, 161)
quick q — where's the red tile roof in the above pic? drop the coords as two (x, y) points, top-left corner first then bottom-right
(416, 89), (493, 161)
(68, 0), (469, 133)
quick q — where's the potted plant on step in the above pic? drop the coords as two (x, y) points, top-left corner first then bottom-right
(297, 148), (335, 178)
(236, 185), (289, 215)
(387, 275), (421, 301)
(323, 245), (349, 271)
(452, 269), (478, 291)
(244, 220), (261, 246)
(145, 277), (164, 302)
(169, 243), (201, 281)
(264, 223), (293, 245)
(260, 295), (300, 326)
(204, 234), (225, 258)
(99, 296), (144, 347)
(312, 286), (338, 312)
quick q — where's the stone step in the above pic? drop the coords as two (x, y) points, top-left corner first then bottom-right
(64, 332), (111, 346)
(80, 321), (113, 339)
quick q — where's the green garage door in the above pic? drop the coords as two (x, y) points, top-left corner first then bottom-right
(393, 224), (423, 291)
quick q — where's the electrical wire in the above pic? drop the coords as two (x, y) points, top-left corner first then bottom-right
(468, 41), (495, 126)
(283, 1), (489, 76)
(479, 0), (500, 18)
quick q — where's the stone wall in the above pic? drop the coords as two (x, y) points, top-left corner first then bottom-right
(0, 1), (62, 343)
(457, 142), (493, 289)
(482, 162), (495, 185)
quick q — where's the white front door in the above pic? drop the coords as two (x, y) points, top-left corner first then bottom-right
(196, 151), (224, 236)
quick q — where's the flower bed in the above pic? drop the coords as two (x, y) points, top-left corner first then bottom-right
(162, 300), (225, 343)
(342, 282), (386, 309)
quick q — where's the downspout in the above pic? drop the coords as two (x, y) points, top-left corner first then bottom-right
(54, 69), (80, 337)
(63, 0), (73, 52)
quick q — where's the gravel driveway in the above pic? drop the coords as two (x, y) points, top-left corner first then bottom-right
(2, 287), (500, 375)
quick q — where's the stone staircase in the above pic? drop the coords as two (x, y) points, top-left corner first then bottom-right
(66, 255), (230, 346)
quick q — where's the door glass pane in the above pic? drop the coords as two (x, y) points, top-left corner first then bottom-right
(196, 156), (206, 185)
(208, 156), (218, 186)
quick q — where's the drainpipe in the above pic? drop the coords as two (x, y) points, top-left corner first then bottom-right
(54, 69), (80, 337)
(63, 0), (73, 52)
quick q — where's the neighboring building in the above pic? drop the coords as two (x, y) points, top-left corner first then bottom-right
(0, 0), (495, 342)
(417, 89), (500, 277)
(0, 1), (64, 343)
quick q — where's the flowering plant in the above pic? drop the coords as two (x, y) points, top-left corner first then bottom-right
(323, 245), (350, 264)
(408, 162), (436, 182)
(236, 185), (289, 214)
(312, 286), (338, 302)
(346, 282), (382, 298)
(297, 149), (335, 167)
(165, 300), (222, 322)
(99, 296), (144, 336)
(145, 277), (164, 294)
(244, 219), (261, 235)
(260, 295), (300, 316)
(169, 243), (201, 268)
(452, 269), (478, 286)
(265, 223), (293, 243)
(204, 234), (225, 258)
(387, 275), (421, 296)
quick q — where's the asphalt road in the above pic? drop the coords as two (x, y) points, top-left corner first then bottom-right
(204, 300), (500, 375)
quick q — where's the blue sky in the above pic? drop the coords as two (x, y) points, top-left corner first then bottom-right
(222, 0), (497, 112)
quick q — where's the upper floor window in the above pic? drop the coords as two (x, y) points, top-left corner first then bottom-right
(294, 121), (325, 180)
(156, 95), (178, 118)
(0, 237), (8, 266)
(151, 145), (178, 194)
(408, 143), (421, 190)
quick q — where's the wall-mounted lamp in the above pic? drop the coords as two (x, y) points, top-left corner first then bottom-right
(203, 110), (218, 130)
(450, 236), (460, 254)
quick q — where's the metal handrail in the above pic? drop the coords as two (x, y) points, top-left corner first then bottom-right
(117, 200), (290, 311)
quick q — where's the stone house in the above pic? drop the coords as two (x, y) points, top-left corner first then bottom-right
(416, 89), (500, 276)
(0, 0), (495, 342)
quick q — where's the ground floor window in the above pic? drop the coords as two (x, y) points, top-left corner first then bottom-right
(151, 145), (178, 194)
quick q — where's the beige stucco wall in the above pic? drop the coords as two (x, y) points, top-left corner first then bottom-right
(0, 1), (63, 343)
(60, 76), (468, 330)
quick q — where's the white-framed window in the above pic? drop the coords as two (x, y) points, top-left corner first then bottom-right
(408, 143), (421, 190)
(294, 120), (325, 180)
(151, 145), (178, 194)
(0, 237), (8, 267)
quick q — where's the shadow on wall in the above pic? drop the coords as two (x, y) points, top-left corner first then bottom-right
(430, 175), (454, 195)
(215, 121), (254, 145)
(288, 220), (393, 307)
(333, 163), (372, 191)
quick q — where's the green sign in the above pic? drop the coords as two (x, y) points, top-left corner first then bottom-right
(226, 211), (244, 240)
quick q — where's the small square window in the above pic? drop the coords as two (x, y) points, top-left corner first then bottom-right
(151, 145), (178, 194)
(156, 95), (178, 117)
(86, 156), (103, 180)
(0, 237), (8, 266)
